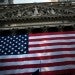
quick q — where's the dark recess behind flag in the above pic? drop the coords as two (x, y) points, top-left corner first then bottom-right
(32, 69), (39, 75)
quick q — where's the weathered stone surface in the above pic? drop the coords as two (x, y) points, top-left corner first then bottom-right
(0, 2), (75, 22)
(0, 2), (75, 31)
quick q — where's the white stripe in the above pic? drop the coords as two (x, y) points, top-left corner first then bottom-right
(41, 65), (75, 72)
(29, 39), (75, 45)
(29, 34), (75, 40)
(0, 65), (75, 74)
(0, 51), (75, 59)
(29, 45), (75, 51)
(0, 68), (39, 75)
(0, 57), (75, 67)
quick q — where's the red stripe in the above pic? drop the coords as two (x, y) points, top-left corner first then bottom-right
(29, 31), (75, 36)
(1, 54), (75, 62)
(29, 36), (75, 41)
(29, 48), (75, 53)
(40, 69), (75, 75)
(29, 42), (75, 47)
(8, 72), (32, 75)
(1, 61), (75, 71)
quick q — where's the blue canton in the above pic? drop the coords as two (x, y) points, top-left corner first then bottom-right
(0, 35), (28, 55)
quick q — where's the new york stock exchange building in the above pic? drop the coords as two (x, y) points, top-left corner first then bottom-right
(0, 0), (75, 75)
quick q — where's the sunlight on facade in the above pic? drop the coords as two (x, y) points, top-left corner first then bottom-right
(50, 0), (58, 2)
(14, 0), (58, 4)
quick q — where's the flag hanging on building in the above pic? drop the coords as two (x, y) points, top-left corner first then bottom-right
(0, 31), (75, 75)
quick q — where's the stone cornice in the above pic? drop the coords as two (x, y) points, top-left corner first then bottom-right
(0, 2), (75, 24)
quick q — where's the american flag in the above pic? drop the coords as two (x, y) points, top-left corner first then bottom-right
(0, 31), (75, 75)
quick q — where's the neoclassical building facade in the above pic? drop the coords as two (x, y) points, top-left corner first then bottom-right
(0, 2), (75, 75)
(0, 2), (75, 34)
(0, 0), (13, 5)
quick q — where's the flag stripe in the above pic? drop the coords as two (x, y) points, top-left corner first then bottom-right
(29, 39), (75, 45)
(29, 42), (75, 47)
(1, 57), (75, 67)
(1, 61), (75, 71)
(7, 69), (75, 75)
(29, 45), (75, 51)
(0, 65), (75, 75)
(1, 31), (75, 75)
(1, 50), (75, 59)
(1, 54), (75, 63)
(29, 31), (75, 36)
(29, 33), (75, 40)
(29, 36), (75, 41)
(29, 48), (75, 53)
(40, 69), (75, 75)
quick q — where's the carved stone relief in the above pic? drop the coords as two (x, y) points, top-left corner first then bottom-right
(0, 3), (75, 20)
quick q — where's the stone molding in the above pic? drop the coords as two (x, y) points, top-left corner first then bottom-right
(0, 2), (74, 22)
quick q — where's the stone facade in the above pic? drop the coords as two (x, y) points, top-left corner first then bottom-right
(0, 0), (13, 5)
(58, 0), (75, 2)
(0, 2), (75, 34)
(51, 0), (75, 2)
